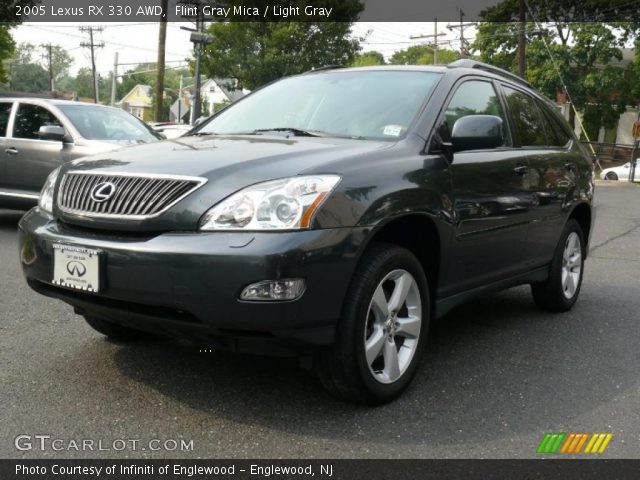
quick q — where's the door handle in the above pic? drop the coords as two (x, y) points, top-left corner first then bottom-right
(5, 147), (18, 155)
(513, 165), (529, 176)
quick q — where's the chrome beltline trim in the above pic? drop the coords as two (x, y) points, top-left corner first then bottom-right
(0, 191), (39, 200)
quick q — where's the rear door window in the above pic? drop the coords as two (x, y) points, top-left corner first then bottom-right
(13, 103), (63, 140)
(537, 101), (572, 147)
(502, 86), (548, 147)
(0, 102), (12, 137)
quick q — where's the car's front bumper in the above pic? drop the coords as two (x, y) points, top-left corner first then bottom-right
(19, 208), (367, 355)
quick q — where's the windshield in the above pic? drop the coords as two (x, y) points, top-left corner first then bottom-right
(58, 105), (161, 143)
(196, 71), (441, 140)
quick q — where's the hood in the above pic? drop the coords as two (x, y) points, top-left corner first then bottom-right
(56, 134), (392, 231)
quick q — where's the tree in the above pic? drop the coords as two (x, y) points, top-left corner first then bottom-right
(0, 1), (38, 84)
(48, 45), (73, 88)
(7, 43), (48, 92)
(389, 44), (459, 65)
(0, 25), (14, 84)
(351, 50), (385, 66)
(200, 17), (362, 90)
(74, 67), (96, 99)
(472, 0), (640, 138)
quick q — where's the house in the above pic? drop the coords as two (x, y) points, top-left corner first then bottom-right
(200, 78), (248, 116)
(117, 84), (153, 121)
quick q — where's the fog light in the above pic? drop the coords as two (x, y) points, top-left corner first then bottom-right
(240, 279), (306, 301)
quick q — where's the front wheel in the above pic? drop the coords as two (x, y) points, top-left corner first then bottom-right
(315, 243), (429, 405)
(531, 219), (585, 312)
(605, 172), (618, 180)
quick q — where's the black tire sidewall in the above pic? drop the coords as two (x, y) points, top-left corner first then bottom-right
(340, 244), (430, 402)
(545, 219), (586, 310)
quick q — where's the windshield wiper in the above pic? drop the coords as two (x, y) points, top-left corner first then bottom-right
(249, 128), (365, 140)
(251, 127), (325, 137)
(187, 131), (217, 137)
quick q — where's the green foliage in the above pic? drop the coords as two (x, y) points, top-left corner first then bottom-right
(73, 67), (95, 99)
(200, 19), (361, 90)
(351, 51), (385, 66)
(5, 43), (48, 92)
(0, 1), (39, 85)
(0, 24), (15, 84)
(389, 45), (459, 65)
(472, 0), (640, 137)
(49, 45), (73, 86)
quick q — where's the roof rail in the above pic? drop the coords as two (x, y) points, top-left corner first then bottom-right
(304, 65), (344, 74)
(449, 59), (532, 87)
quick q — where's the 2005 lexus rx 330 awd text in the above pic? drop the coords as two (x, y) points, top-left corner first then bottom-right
(19, 61), (595, 404)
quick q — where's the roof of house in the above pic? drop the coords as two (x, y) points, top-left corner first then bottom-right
(202, 78), (246, 102)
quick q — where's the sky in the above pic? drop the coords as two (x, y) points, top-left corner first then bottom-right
(11, 22), (471, 78)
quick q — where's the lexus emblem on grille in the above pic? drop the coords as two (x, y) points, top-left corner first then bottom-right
(66, 261), (86, 277)
(90, 182), (116, 203)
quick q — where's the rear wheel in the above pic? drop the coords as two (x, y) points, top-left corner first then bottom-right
(531, 219), (585, 312)
(83, 315), (152, 341)
(315, 243), (429, 405)
(605, 172), (618, 180)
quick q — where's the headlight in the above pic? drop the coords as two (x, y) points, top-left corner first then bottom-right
(199, 175), (341, 231)
(39, 167), (61, 214)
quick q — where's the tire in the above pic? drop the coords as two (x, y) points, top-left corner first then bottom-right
(315, 242), (430, 405)
(605, 172), (618, 181)
(531, 219), (585, 312)
(83, 315), (152, 341)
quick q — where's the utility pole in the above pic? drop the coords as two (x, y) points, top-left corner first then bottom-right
(154, 0), (169, 122)
(409, 19), (447, 64)
(41, 43), (54, 92)
(110, 52), (118, 106)
(192, 16), (203, 125)
(80, 26), (104, 104)
(459, 10), (465, 57)
(518, 0), (526, 78)
(180, 0), (216, 125)
(447, 11), (475, 58)
(178, 73), (183, 123)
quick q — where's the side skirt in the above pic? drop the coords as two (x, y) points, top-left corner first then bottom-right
(434, 265), (549, 319)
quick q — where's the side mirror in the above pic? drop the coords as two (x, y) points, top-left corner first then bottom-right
(38, 125), (66, 142)
(451, 115), (504, 152)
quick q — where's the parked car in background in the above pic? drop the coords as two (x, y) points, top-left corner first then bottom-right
(148, 122), (192, 139)
(600, 159), (639, 181)
(0, 98), (162, 210)
(19, 61), (594, 404)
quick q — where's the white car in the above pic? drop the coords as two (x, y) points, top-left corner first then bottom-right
(600, 159), (639, 181)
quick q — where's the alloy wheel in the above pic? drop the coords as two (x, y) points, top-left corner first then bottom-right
(364, 269), (422, 384)
(561, 232), (582, 299)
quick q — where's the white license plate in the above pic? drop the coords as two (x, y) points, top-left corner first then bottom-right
(52, 244), (101, 293)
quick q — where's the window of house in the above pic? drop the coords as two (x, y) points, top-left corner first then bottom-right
(13, 104), (62, 140)
(502, 86), (548, 147)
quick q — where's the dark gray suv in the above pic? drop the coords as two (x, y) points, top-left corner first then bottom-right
(18, 61), (595, 404)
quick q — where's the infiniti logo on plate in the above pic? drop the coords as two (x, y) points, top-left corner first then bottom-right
(90, 182), (116, 203)
(66, 261), (87, 277)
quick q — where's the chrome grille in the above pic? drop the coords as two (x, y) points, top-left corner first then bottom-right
(57, 172), (206, 219)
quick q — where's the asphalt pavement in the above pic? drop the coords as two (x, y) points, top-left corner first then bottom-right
(1, 181), (638, 459)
